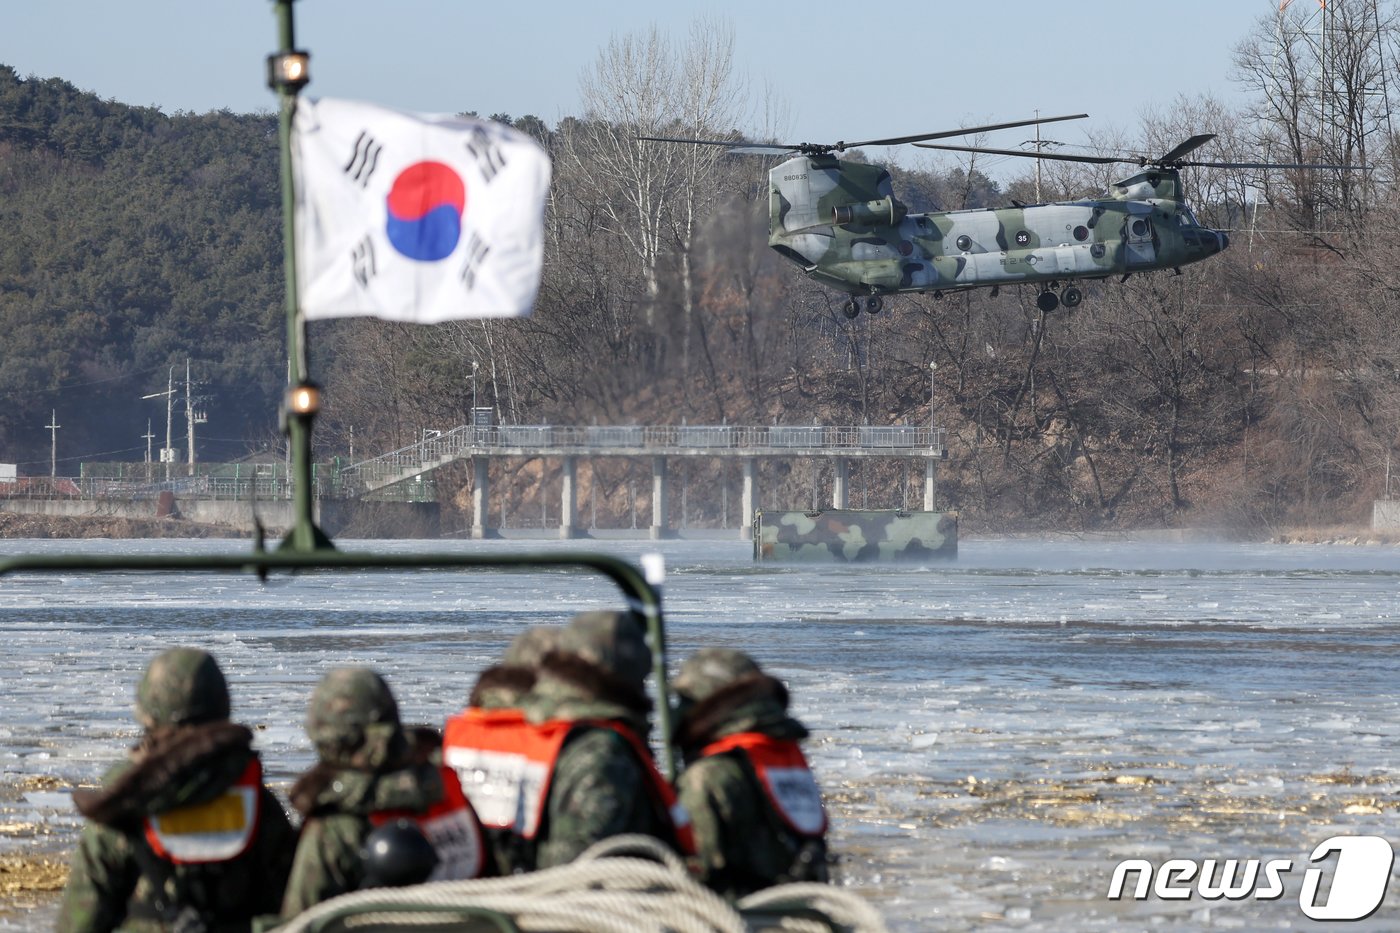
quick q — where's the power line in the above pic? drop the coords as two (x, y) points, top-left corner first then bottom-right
(13, 445), (145, 468)
(0, 363), (175, 399)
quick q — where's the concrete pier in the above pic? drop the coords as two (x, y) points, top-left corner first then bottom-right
(472, 456), (492, 539)
(651, 456), (668, 540)
(741, 458), (756, 540)
(560, 455), (578, 539)
(833, 458), (849, 510)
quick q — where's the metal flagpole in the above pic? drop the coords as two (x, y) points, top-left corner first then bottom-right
(269, 0), (332, 550)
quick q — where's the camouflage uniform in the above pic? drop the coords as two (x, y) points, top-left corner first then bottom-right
(519, 610), (684, 869)
(57, 648), (296, 933)
(281, 668), (479, 918)
(673, 648), (830, 900)
(467, 624), (563, 711)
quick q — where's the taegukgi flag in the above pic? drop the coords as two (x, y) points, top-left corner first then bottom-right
(292, 97), (551, 322)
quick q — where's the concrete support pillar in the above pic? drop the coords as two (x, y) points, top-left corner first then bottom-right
(741, 458), (757, 540)
(924, 457), (938, 512)
(650, 456), (668, 540)
(560, 455), (578, 539)
(471, 456), (493, 539)
(833, 458), (850, 510)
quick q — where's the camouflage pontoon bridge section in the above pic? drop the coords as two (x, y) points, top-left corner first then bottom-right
(755, 509), (957, 562)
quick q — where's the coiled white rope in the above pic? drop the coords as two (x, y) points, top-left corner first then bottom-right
(276, 835), (887, 933)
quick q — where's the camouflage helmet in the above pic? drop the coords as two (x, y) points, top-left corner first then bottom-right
(502, 625), (564, 669)
(558, 610), (651, 690)
(135, 647), (230, 729)
(673, 648), (762, 705)
(306, 667), (402, 768)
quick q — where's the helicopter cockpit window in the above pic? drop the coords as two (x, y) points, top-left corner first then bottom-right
(1177, 208), (1200, 227)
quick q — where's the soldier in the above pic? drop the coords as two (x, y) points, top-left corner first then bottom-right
(513, 610), (693, 869)
(672, 647), (830, 900)
(442, 625), (562, 875)
(466, 624), (563, 711)
(281, 667), (485, 918)
(57, 647), (296, 933)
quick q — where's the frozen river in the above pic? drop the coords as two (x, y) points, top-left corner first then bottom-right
(2, 535), (1399, 930)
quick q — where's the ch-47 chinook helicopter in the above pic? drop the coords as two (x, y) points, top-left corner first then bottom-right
(644, 117), (1336, 317)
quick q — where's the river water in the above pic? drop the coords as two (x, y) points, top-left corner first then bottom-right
(1, 535), (1398, 930)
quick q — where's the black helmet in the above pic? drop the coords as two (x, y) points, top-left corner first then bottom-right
(360, 819), (438, 889)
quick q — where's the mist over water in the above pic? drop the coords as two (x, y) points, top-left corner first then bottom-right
(2, 537), (1398, 930)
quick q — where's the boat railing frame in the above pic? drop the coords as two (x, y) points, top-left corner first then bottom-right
(0, 545), (677, 779)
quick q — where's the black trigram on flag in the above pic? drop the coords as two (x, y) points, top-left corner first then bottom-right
(351, 235), (376, 287)
(344, 131), (382, 188)
(458, 231), (490, 290)
(464, 126), (506, 183)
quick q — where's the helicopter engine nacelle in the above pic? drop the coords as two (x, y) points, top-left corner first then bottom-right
(832, 197), (907, 228)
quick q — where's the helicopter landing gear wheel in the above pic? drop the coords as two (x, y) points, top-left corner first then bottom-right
(865, 295), (884, 314)
(1061, 286), (1083, 308)
(842, 297), (861, 319)
(1036, 290), (1060, 313)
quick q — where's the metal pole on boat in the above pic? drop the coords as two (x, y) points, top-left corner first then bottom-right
(269, 0), (332, 551)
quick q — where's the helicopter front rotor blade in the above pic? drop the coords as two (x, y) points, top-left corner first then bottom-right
(634, 134), (788, 151)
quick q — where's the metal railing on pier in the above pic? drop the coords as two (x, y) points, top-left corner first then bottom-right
(338, 423), (948, 495)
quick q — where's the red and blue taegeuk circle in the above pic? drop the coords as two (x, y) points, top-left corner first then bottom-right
(385, 161), (466, 262)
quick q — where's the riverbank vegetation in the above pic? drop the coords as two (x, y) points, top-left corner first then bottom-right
(3, 5), (1399, 536)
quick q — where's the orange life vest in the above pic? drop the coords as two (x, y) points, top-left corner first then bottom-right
(143, 758), (262, 864)
(370, 764), (486, 881)
(442, 707), (542, 831)
(444, 708), (694, 854)
(700, 732), (828, 837)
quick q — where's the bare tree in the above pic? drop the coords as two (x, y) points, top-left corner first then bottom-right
(559, 16), (746, 386)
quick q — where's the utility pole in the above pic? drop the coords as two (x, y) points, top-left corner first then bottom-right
(46, 410), (59, 481)
(142, 367), (176, 483)
(142, 420), (155, 482)
(1034, 112), (1042, 202)
(184, 358), (198, 476)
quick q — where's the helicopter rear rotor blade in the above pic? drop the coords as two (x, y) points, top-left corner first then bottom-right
(1177, 159), (1369, 171)
(912, 141), (1125, 165)
(1158, 134), (1217, 164)
(636, 113), (1089, 156)
(838, 113), (1089, 151)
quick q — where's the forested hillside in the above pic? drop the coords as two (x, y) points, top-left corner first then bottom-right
(4, 2), (1400, 534)
(0, 65), (285, 466)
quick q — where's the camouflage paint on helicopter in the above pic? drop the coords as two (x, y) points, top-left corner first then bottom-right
(642, 120), (1355, 318)
(768, 155), (1228, 318)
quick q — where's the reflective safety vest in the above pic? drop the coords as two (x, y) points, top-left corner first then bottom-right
(143, 758), (262, 864)
(700, 733), (828, 837)
(444, 709), (693, 854)
(370, 764), (487, 881)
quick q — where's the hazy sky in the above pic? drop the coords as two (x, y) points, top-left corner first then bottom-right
(4, 0), (1280, 166)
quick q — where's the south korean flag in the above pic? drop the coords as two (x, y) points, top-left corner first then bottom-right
(292, 97), (551, 322)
